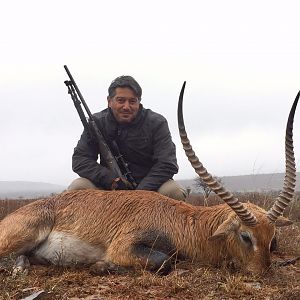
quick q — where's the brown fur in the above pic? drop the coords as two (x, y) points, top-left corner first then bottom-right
(0, 189), (291, 275)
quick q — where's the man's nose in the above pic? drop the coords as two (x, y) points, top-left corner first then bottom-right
(122, 100), (130, 109)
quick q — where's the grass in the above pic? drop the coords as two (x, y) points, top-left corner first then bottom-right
(0, 257), (299, 299)
(186, 191), (300, 222)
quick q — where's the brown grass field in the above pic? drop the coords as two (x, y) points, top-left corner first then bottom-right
(0, 192), (299, 300)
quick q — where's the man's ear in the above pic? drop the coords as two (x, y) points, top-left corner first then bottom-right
(275, 216), (293, 227)
(208, 217), (240, 242)
(107, 96), (112, 108)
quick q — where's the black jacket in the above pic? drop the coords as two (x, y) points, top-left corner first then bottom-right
(72, 106), (179, 190)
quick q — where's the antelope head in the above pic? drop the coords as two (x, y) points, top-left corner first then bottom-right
(178, 82), (299, 273)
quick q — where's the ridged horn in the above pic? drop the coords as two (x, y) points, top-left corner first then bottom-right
(178, 82), (257, 227)
(267, 91), (299, 222)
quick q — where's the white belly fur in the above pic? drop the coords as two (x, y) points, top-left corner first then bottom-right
(32, 231), (105, 266)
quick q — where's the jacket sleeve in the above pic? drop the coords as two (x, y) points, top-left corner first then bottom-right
(72, 129), (116, 189)
(136, 117), (179, 191)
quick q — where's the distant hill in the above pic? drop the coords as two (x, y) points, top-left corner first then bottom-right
(0, 181), (66, 199)
(1, 173), (300, 199)
(178, 172), (300, 193)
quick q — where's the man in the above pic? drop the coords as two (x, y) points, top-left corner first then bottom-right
(68, 75), (186, 201)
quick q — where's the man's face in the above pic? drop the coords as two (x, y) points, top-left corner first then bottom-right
(108, 87), (140, 123)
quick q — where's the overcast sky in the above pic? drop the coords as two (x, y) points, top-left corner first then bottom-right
(1, 0), (300, 187)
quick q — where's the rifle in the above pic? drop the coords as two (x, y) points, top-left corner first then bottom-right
(63, 65), (137, 189)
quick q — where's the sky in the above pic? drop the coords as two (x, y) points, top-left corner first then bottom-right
(1, 0), (300, 187)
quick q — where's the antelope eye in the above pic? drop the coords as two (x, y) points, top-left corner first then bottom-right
(240, 232), (252, 245)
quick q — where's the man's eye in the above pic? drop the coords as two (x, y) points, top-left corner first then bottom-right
(129, 100), (138, 105)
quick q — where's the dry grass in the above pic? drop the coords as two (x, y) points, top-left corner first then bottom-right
(0, 194), (300, 300)
(186, 191), (300, 222)
(0, 199), (35, 220)
(0, 251), (299, 299)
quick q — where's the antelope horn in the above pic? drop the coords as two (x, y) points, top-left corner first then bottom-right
(267, 91), (299, 222)
(177, 82), (257, 227)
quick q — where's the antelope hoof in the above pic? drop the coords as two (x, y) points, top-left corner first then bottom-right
(12, 255), (30, 277)
(89, 260), (127, 275)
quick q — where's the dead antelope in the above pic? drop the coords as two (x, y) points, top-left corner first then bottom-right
(0, 86), (298, 276)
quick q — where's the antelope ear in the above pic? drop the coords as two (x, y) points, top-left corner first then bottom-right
(275, 216), (293, 227)
(208, 218), (240, 242)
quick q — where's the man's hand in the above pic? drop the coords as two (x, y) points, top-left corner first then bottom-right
(111, 177), (133, 190)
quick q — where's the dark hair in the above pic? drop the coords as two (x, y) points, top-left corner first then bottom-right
(108, 75), (142, 100)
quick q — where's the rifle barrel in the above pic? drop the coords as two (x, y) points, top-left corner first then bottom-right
(64, 65), (93, 119)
